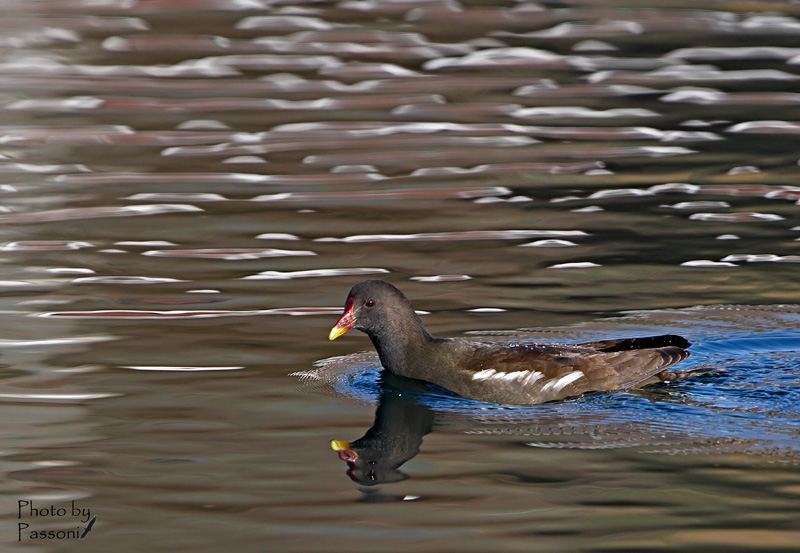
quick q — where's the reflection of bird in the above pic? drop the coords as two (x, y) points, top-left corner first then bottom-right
(80, 516), (96, 539)
(331, 373), (434, 486)
(330, 280), (698, 405)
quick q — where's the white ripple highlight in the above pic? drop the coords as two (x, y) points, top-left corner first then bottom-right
(0, 336), (112, 348)
(0, 393), (118, 401)
(120, 366), (245, 372)
(317, 230), (588, 243)
(547, 262), (601, 269)
(240, 268), (388, 280)
(72, 276), (185, 284)
(681, 260), (737, 267)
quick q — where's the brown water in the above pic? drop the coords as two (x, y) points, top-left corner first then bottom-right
(1, 0), (800, 551)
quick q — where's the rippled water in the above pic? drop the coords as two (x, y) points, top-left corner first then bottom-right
(1, 0), (799, 551)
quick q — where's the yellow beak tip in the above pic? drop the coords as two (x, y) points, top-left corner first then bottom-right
(328, 326), (349, 341)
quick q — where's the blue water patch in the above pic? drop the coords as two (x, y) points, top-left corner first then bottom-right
(311, 328), (800, 456)
(690, 331), (800, 356)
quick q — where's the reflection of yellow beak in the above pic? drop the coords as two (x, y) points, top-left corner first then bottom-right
(330, 440), (352, 451)
(329, 297), (355, 341)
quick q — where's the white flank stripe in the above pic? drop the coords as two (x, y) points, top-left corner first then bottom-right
(473, 369), (545, 384)
(523, 371), (544, 385)
(472, 369), (496, 381)
(498, 370), (529, 382)
(542, 371), (584, 393)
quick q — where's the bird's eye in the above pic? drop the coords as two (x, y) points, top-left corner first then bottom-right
(365, 299), (375, 307)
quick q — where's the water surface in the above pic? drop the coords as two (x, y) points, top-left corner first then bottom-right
(1, 0), (799, 551)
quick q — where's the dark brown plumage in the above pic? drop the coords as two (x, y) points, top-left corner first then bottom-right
(329, 280), (693, 405)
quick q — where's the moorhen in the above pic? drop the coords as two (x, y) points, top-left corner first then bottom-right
(329, 280), (695, 405)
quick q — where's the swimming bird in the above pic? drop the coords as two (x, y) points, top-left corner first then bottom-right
(329, 279), (694, 405)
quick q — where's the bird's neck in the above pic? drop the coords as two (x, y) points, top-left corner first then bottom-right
(367, 322), (452, 380)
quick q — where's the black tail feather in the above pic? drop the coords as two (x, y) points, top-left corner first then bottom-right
(581, 334), (691, 353)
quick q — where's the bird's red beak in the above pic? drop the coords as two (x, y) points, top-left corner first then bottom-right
(329, 297), (355, 340)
